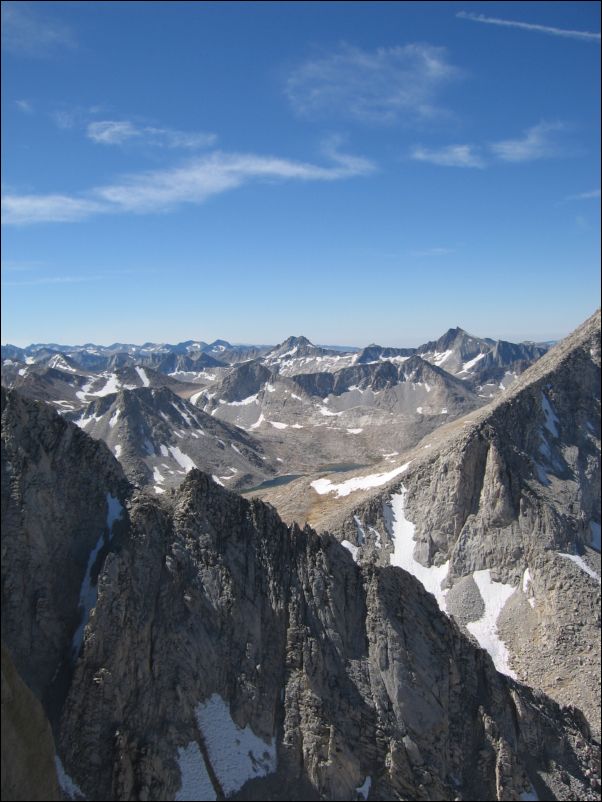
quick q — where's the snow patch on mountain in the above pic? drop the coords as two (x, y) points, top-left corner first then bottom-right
(75, 380), (95, 401)
(55, 755), (84, 800)
(522, 568), (536, 608)
(312, 463), (411, 498)
(175, 740), (216, 801)
(227, 394), (259, 406)
(389, 488), (449, 612)
(168, 446), (197, 472)
(71, 494), (123, 658)
(458, 352), (485, 373)
(431, 350), (453, 366)
(467, 570), (517, 678)
(94, 374), (121, 397)
(356, 776), (372, 800)
(558, 553), (600, 583)
(341, 540), (359, 561)
(195, 694), (277, 796)
(135, 366), (150, 387)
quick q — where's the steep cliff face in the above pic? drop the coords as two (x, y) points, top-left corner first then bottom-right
(333, 311), (601, 733)
(51, 470), (596, 801)
(1, 381), (600, 801)
(1, 387), (129, 706)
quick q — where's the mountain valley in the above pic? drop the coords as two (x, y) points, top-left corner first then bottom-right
(1, 314), (600, 801)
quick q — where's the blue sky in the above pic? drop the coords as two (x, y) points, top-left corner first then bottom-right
(1, 1), (600, 347)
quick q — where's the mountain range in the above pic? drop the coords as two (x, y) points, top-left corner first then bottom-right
(1, 326), (554, 494)
(1, 314), (599, 801)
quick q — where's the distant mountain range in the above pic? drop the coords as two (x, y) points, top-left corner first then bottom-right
(1, 327), (554, 492)
(1, 311), (599, 802)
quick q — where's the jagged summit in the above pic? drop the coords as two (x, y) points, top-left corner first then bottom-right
(418, 326), (491, 357)
(1, 387), (599, 801)
(68, 383), (274, 491)
(266, 334), (318, 358)
(328, 309), (601, 735)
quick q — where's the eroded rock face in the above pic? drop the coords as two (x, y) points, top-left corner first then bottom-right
(335, 311), (601, 735)
(51, 470), (597, 801)
(1, 387), (129, 704)
(1, 365), (600, 801)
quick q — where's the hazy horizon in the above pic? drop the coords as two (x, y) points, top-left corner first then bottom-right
(2, 316), (592, 351)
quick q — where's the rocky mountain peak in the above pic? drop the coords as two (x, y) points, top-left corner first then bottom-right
(331, 309), (601, 738)
(207, 339), (232, 352)
(2, 393), (599, 800)
(2, 313), (600, 801)
(268, 334), (317, 358)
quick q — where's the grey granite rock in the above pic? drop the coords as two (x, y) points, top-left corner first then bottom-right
(333, 310), (601, 736)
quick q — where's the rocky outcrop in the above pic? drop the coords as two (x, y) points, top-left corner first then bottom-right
(214, 359), (274, 403)
(334, 310), (601, 734)
(353, 343), (416, 363)
(290, 354), (478, 402)
(69, 385), (274, 491)
(1, 387), (129, 706)
(1, 311), (600, 801)
(49, 470), (597, 801)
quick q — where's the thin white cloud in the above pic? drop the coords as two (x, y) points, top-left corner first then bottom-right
(286, 43), (462, 123)
(15, 99), (34, 114)
(411, 247), (455, 257)
(412, 122), (572, 170)
(1, 2), (75, 57)
(490, 122), (566, 162)
(565, 189), (601, 201)
(94, 149), (375, 211)
(0, 259), (44, 272)
(51, 110), (77, 130)
(1, 146), (376, 225)
(1, 195), (106, 226)
(457, 11), (601, 43)
(86, 120), (217, 149)
(87, 121), (139, 145)
(411, 144), (485, 168)
(2, 275), (106, 287)
(143, 127), (218, 149)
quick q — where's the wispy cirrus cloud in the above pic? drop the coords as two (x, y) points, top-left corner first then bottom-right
(411, 247), (455, 257)
(286, 43), (462, 124)
(1, 2), (76, 57)
(564, 188), (601, 201)
(86, 120), (217, 149)
(410, 144), (485, 168)
(15, 99), (34, 114)
(0, 259), (45, 272)
(413, 121), (571, 169)
(457, 11), (601, 43)
(1, 145), (376, 225)
(490, 121), (568, 162)
(51, 110), (77, 130)
(1, 195), (107, 226)
(2, 275), (107, 287)
(94, 148), (375, 211)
